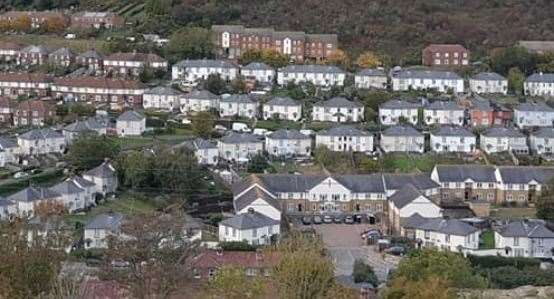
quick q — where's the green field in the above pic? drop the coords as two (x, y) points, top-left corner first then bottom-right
(0, 34), (105, 53)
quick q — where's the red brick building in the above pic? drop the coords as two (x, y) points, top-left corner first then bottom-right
(0, 96), (14, 125)
(422, 44), (469, 67)
(463, 97), (513, 127)
(0, 41), (24, 62)
(191, 250), (279, 281)
(0, 73), (52, 99)
(70, 12), (124, 29)
(13, 99), (55, 127)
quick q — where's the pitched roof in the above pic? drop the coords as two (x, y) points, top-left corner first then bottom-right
(144, 86), (182, 96)
(0, 197), (15, 207)
(242, 62), (273, 70)
(395, 70), (462, 80)
(0, 136), (17, 149)
(317, 126), (369, 136)
(278, 64), (346, 74)
(424, 44), (467, 52)
(314, 97), (362, 108)
(383, 173), (439, 191)
(526, 73), (554, 83)
(356, 68), (386, 77)
(84, 162), (116, 178)
(472, 72), (506, 81)
(77, 49), (103, 60)
(497, 166), (554, 184)
(0, 72), (51, 84)
(334, 174), (385, 193)
(71, 176), (96, 188)
(104, 52), (165, 63)
(434, 165), (496, 182)
(267, 129), (310, 140)
(21, 45), (50, 54)
(481, 127), (524, 138)
(179, 138), (217, 150)
(431, 126), (474, 137)
(19, 128), (63, 140)
(266, 96), (299, 107)
(50, 47), (76, 57)
(191, 250), (279, 269)
(400, 213), (436, 229)
(0, 41), (24, 50)
(234, 186), (280, 212)
(382, 125), (423, 137)
(183, 90), (219, 100)
(389, 184), (426, 209)
(470, 97), (493, 112)
(220, 210), (280, 229)
(219, 132), (263, 144)
(426, 101), (463, 111)
(516, 102), (554, 112)
(7, 186), (60, 202)
(531, 127), (554, 138)
(496, 220), (554, 238)
(220, 94), (255, 103)
(174, 59), (237, 68)
(380, 99), (421, 109)
(53, 77), (144, 90)
(117, 110), (145, 122)
(50, 180), (85, 195)
(85, 212), (123, 231)
(415, 218), (478, 236)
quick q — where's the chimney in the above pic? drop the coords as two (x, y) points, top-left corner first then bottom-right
(247, 207), (255, 214)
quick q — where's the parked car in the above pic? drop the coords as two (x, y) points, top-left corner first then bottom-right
(354, 214), (364, 223)
(333, 216), (343, 224)
(232, 122), (250, 132)
(345, 216), (354, 224)
(301, 216), (312, 225)
(313, 216), (322, 224)
(323, 215), (333, 224)
(384, 246), (406, 256)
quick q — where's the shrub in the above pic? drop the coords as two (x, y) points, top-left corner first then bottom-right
(479, 266), (554, 289)
(219, 241), (256, 251)
(352, 259), (378, 286)
(468, 255), (540, 270)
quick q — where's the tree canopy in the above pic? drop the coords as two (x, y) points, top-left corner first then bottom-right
(66, 135), (121, 171)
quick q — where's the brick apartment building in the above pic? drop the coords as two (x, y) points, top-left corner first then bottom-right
(422, 44), (470, 67)
(0, 73), (52, 99)
(70, 12), (124, 29)
(211, 25), (338, 62)
(0, 96), (14, 125)
(0, 42), (24, 62)
(13, 99), (55, 127)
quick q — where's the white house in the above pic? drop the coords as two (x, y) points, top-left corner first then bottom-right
(233, 184), (281, 221)
(513, 102), (554, 128)
(263, 97), (302, 121)
(218, 132), (264, 163)
(379, 99), (421, 126)
(430, 126), (476, 153)
(17, 128), (65, 156)
(71, 176), (97, 208)
(240, 62), (275, 84)
(103, 52), (168, 76)
(180, 90), (220, 114)
(82, 161), (118, 196)
(179, 138), (219, 166)
(277, 65), (346, 87)
(49, 180), (89, 213)
(0, 197), (16, 220)
(6, 187), (62, 217)
(495, 166), (554, 205)
(430, 164), (498, 202)
(218, 209), (280, 245)
(63, 117), (111, 143)
(142, 86), (183, 111)
(312, 97), (364, 123)
(219, 94), (259, 119)
(171, 59), (238, 82)
(524, 73), (554, 97)
(315, 126), (373, 153)
(354, 68), (387, 89)
(480, 127), (528, 154)
(116, 110), (146, 136)
(469, 72), (508, 94)
(265, 129), (312, 157)
(530, 127), (554, 155)
(84, 212), (123, 249)
(380, 125), (424, 153)
(388, 184), (442, 235)
(392, 69), (464, 93)
(414, 218), (480, 251)
(0, 136), (18, 167)
(423, 101), (465, 126)
(495, 220), (554, 258)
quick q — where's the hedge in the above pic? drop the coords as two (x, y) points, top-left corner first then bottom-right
(468, 255), (540, 270)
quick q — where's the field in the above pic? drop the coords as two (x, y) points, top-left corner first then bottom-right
(0, 34), (105, 53)
(490, 206), (537, 219)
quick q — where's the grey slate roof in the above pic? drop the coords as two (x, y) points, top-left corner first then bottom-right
(0, 136), (17, 149)
(0, 197), (14, 207)
(384, 173), (439, 191)
(400, 213), (437, 229)
(356, 68), (386, 77)
(77, 49), (103, 60)
(496, 220), (554, 238)
(382, 126), (423, 137)
(526, 73), (554, 83)
(234, 186), (280, 212)
(220, 210), (280, 229)
(497, 166), (554, 184)
(242, 62), (273, 71)
(71, 176), (95, 188)
(278, 64), (346, 74)
(64, 117), (110, 133)
(314, 97), (363, 108)
(49, 180), (85, 195)
(334, 174), (385, 193)
(266, 96), (299, 107)
(19, 128), (63, 140)
(21, 45), (49, 54)
(414, 218), (478, 236)
(380, 99), (421, 109)
(472, 72), (506, 81)
(389, 184), (425, 209)
(471, 97), (493, 112)
(174, 59), (237, 69)
(317, 126), (370, 136)
(395, 70), (462, 80)
(531, 127), (554, 138)
(516, 102), (554, 112)
(426, 101), (463, 111)
(117, 110), (145, 122)
(50, 47), (75, 57)
(432, 126), (474, 137)
(7, 187), (60, 203)
(84, 162), (116, 178)
(220, 94), (255, 103)
(434, 165), (497, 182)
(482, 127), (525, 138)
(144, 86), (183, 96)
(184, 90), (219, 100)
(85, 212), (123, 231)
(267, 129), (310, 140)
(219, 132), (263, 144)
(180, 138), (217, 150)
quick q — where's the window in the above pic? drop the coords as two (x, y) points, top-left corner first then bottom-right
(513, 237), (519, 246)
(424, 230), (430, 239)
(445, 234), (450, 243)
(246, 268), (257, 276)
(208, 268), (216, 278)
(253, 228), (258, 238)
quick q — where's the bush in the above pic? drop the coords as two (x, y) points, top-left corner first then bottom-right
(352, 259), (378, 286)
(479, 266), (554, 289)
(468, 255), (540, 270)
(219, 241), (256, 251)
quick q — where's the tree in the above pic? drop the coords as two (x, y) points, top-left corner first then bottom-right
(230, 75), (247, 93)
(327, 49), (350, 69)
(247, 153), (270, 173)
(507, 67), (525, 95)
(359, 156), (380, 172)
(536, 52), (554, 73)
(66, 135), (120, 171)
(383, 275), (455, 299)
(144, 0), (171, 17)
(167, 27), (213, 61)
(490, 46), (535, 75)
(0, 19), (11, 32)
(105, 211), (199, 298)
(537, 178), (554, 221)
(352, 259), (378, 285)
(208, 266), (266, 299)
(356, 51), (382, 68)
(238, 49), (289, 68)
(12, 15), (31, 33)
(191, 111), (215, 138)
(44, 16), (66, 33)
(203, 74), (228, 95)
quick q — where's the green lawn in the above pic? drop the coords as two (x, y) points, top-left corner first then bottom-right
(480, 230), (495, 249)
(0, 34), (105, 53)
(382, 154), (437, 173)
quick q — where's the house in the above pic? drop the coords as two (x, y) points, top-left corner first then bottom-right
(422, 44), (469, 67)
(48, 47), (76, 67)
(51, 77), (145, 109)
(49, 180), (89, 212)
(479, 127), (528, 154)
(0, 11), (68, 29)
(191, 250), (279, 281)
(178, 138), (219, 166)
(211, 24), (337, 62)
(265, 129), (312, 157)
(0, 72), (51, 99)
(468, 97), (494, 127)
(219, 94), (259, 119)
(116, 110), (145, 136)
(315, 126), (373, 153)
(530, 128), (554, 155)
(142, 86), (182, 111)
(6, 186), (62, 217)
(380, 125), (424, 153)
(13, 99), (55, 127)
(0, 197), (16, 220)
(524, 73), (554, 97)
(76, 49), (104, 71)
(495, 166), (554, 205)
(84, 212), (123, 249)
(17, 128), (65, 156)
(63, 117), (111, 142)
(70, 11), (124, 29)
(414, 218), (480, 251)
(180, 90), (220, 114)
(312, 97), (364, 123)
(354, 68), (387, 89)
(494, 220), (554, 258)
(276, 65), (346, 87)
(70, 176), (97, 208)
(0, 137), (18, 167)
(82, 161), (118, 195)
(103, 52), (168, 76)
(469, 72), (508, 94)
(218, 208), (280, 245)
(392, 69), (464, 93)
(513, 102), (554, 128)
(0, 41), (24, 62)
(17, 45), (50, 66)
(0, 96), (13, 124)
(263, 96), (301, 121)
(423, 101), (465, 126)
(430, 165), (498, 202)
(388, 184), (442, 235)
(430, 126), (476, 153)
(171, 59), (238, 82)
(379, 99), (421, 126)
(240, 62), (275, 84)
(218, 132), (264, 162)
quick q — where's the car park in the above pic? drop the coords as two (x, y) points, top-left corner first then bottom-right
(301, 216), (312, 225)
(313, 216), (323, 224)
(344, 216), (354, 224)
(354, 214), (364, 223)
(323, 215), (333, 224)
(333, 216), (343, 224)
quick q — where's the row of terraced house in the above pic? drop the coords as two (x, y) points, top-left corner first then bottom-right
(0, 10), (124, 30)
